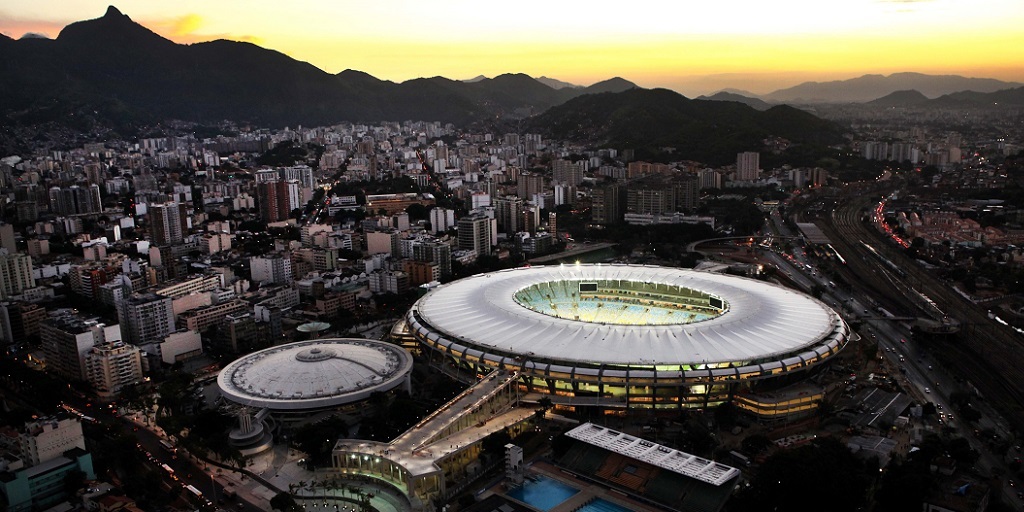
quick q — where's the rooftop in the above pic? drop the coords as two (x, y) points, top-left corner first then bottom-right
(412, 264), (844, 365)
(565, 423), (740, 487)
(217, 338), (413, 411)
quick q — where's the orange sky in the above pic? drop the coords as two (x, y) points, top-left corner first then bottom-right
(2, 1), (1023, 95)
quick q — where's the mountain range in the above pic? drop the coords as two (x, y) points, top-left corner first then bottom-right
(4, 6), (1020, 164)
(0, 6), (638, 130)
(760, 72), (1022, 104)
(698, 81), (1024, 109)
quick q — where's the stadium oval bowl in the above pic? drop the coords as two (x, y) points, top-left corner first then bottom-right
(400, 264), (849, 412)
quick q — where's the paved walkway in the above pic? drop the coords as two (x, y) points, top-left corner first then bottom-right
(126, 406), (412, 512)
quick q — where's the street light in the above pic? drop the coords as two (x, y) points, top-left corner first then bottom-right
(210, 473), (217, 505)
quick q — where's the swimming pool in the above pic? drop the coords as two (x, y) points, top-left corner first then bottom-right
(506, 475), (579, 511)
(576, 497), (635, 512)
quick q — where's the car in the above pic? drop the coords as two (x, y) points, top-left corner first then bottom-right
(900, 338), (907, 343)
(925, 387), (931, 393)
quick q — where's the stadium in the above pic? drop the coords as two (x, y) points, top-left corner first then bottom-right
(396, 264), (850, 417)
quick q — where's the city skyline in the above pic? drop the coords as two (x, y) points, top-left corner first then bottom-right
(2, 0), (1023, 96)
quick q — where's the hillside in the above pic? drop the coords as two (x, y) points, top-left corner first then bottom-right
(866, 90), (930, 107)
(0, 7), (637, 131)
(764, 72), (1022, 104)
(527, 88), (844, 165)
(696, 92), (772, 110)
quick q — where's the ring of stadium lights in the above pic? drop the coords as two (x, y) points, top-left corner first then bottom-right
(405, 264), (848, 389)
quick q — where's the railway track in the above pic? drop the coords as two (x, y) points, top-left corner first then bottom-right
(823, 194), (1024, 433)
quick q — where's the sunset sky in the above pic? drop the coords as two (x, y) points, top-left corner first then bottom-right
(2, 0), (1023, 95)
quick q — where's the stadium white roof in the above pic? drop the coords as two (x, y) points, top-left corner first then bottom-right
(218, 338), (412, 411)
(412, 264), (843, 365)
(566, 422), (740, 486)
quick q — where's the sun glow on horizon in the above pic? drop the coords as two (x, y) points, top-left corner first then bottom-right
(1, 0), (1022, 95)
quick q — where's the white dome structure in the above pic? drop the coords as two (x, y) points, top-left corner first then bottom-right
(218, 338), (413, 419)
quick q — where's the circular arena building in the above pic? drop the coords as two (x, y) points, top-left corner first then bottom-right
(396, 264), (850, 416)
(218, 338), (413, 427)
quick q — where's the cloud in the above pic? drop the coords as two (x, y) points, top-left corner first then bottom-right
(141, 13), (262, 46)
(148, 13), (203, 37)
(170, 14), (203, 36)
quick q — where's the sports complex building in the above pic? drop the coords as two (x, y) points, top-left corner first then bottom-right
(217, 338), (413, 452)
(393, 264), (850, 418)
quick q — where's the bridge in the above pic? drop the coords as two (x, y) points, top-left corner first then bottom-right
(332, 370), (537, 510)
(686, 235), (803, 253)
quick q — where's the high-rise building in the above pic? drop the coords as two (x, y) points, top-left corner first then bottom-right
(281, 165), (315, 190)
(591, 184), (626, 225)
(517, 173), (547, 199)
(413, 240), (452, 279)
(430, 208), (456, 234)
(0, 301), (46, 355)
(249, 253), (293, 285)
(521, 203), (541, 235)
(256, 181), (291, 223)
(457, 214), (492, 256)
(117, 293), (175, 345)
(627, 174), (700, 215)
(494, 196), (524, 234)
(16, 416), (87, 466)
(84, 342), (144, 397)
(552, 159), (584, 186)
(47, 185), (101, 215)
(698, 169), (722, 190)
(0, 222), (16, 254)
(40, 312), (114, 381)
(366, 229), (400, 256)
(0, 253), (35, 299)
(673, 174), (700, 211)
(368, 270), (410, 294)
(736, 152), (760, 181)
(149, 201), (184, 246)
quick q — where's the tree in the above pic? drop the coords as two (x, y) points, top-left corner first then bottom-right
(270, 491), (301, 512)
(406, 203), (430, 221)
(740, 434), (774, 456)
(729, 437), (873, 512)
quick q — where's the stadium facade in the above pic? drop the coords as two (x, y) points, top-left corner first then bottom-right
(394, 264), (849, 418)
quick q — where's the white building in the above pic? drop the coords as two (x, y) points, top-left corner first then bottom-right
(40, 312), (118, 381)
(117, 293), (175, 346)
(429, 208), (456, 234)
(84, 342), (144, 397)
(0, 253), (35, 300)
(17, 416), (86, 466)
(249, 253), (293, 285)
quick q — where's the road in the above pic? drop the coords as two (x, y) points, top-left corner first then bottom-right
(823, 193), (1024, 433)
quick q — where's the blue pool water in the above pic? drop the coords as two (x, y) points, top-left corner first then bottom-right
(576, 498), (634, 512)
(507, 476), (579, 511)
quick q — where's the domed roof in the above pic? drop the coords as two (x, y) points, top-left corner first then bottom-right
(217, 338), (412, 410)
